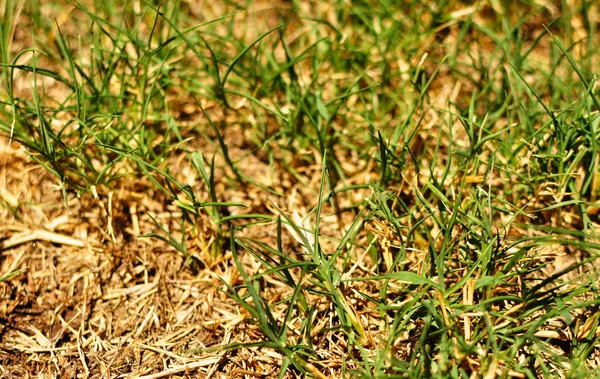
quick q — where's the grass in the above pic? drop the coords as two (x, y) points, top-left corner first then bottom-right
(1, 0), (599, 377)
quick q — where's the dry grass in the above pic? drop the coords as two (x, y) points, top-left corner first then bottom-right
(1, 0), (600, 378)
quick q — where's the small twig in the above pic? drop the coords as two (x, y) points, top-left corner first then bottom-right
(135, 357), (221, 379)
(1, 229), (85, 250)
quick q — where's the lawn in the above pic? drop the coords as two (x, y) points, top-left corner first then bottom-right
(1, 0), (599, 377)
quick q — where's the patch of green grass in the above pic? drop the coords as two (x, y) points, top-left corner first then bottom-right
(1, 0), (600, 377)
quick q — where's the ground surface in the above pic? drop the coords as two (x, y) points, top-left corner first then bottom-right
(1, 1), (600, 378)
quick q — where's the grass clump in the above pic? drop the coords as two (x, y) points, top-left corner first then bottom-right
(0, 0), (599, 378)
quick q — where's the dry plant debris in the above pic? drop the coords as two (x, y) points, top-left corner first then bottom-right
(1, 0), (600, 378)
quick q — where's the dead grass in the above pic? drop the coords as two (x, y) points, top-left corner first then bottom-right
(1, 0), (600, 378)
